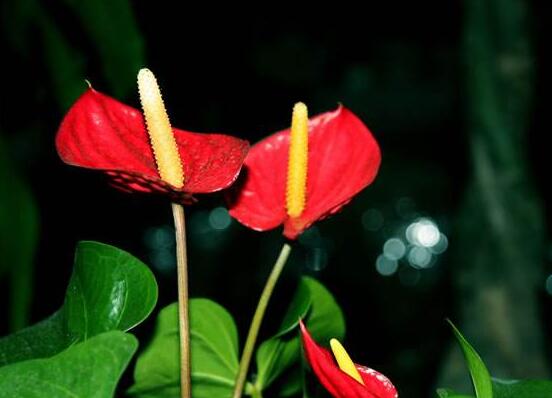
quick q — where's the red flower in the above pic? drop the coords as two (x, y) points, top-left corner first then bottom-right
(300, 321), (398, 398)
(56, 87), (249, 204)
(227, 104), (380, 239)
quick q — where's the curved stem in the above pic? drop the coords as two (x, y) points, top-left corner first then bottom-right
(172, 203), (190, 398)
(232, 243), (292, 398)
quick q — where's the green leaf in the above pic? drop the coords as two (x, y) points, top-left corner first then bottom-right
(0, 137), (39, 332)
(436, 388), (475, 398)
(129, 299), (239, 398)
(492, 378), (552, 398)
(448, 320), (493, 398)
(0, 241), (157, 366)
(0, 331), (137, 398)
(255, 277), (345, 394)
(62, 0), (145, 99)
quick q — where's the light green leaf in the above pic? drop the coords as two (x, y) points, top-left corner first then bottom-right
(129, 299), (239, 398)
(448, 320), (493, 398)
(255, 277), (345, 394)
(0, 331), (137, 398)
(492, 378), (552, 398)
(0, 241), (157, 366)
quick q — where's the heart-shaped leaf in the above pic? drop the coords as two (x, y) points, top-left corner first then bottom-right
(0, 241), (157, 366)
(129, 299), (239, 398)
(447, 320), (493, 398)
(255, 276), (345, 395)
(0, 331), (137, 398)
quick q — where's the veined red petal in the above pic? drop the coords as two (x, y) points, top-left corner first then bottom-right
(56, 88), (249, 197)
(300, 321), (397, 398)
(227, 106), (380, 238)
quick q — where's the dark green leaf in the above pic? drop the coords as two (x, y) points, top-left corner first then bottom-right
(62, 0), (145, 99)
(492, 378), (552, 398)
(0, 331), (137, 398)
(255, 277), (345, 394)
(0, 137), (39, 332)
(129, 299), (239, 398)
(436, 388), (475, 398)
(448, 320), (493, 398)
(0, 241), (157, 366)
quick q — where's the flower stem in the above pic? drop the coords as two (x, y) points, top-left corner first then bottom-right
(172, 203), (191, 398)
(232, 243), (292, 398)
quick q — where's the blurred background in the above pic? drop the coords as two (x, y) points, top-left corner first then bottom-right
(1, 1), (550, 397)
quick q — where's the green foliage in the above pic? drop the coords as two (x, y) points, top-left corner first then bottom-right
(61, 0), (145, 99)
(255, 276), (345, 396)
(492, 379), (552, 398)
(2, 0), (144, 108)
(0, 138), (39, 331)
(436, 388), (474, 398)
(130, 277), (345, 398)
(129, 299), (239, 398)
(447, 320), (493, 398)
(0, 241), (158, 365)
(0, 331), (137, 398)
(439, 322), (552, 398)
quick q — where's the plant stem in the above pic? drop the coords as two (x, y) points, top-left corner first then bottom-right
(232, 243), (292, 398)
(172, 203), (191, 398)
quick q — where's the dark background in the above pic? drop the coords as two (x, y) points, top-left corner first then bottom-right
(1, 1), (550, 397)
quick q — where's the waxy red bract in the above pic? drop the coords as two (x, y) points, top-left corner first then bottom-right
(300, 321), (398, 398)
(56, 88), (249, 203)
(227, 106), (380, 239)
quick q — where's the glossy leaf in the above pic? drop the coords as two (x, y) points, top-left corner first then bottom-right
(129, 299), (239, 398)
(0, 241), (157, 365)
(448, 320), (493, 398)
(255, 277), (345, 394)
(0, 331), (137, 398)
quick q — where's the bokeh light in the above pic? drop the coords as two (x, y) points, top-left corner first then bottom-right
(376, 254), (399, 276)
(208, 206), (232, 230)
(383, 238), (407, 260)
(546, 274), (552, 296)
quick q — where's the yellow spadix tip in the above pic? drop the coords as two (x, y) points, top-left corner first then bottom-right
(286, 102), (308, 218)
(330, 338), (365, 385)
(138, 68), (184, 188)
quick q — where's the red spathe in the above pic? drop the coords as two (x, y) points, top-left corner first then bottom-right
(300, 321), (398, 398)
(56, 88), (249, 203)
(227, 105), (381, 239)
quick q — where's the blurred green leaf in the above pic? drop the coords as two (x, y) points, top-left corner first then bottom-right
(255, 277), (345, 395)
(436, 388), (474, 398)
(3, 0), (144, 109)
(448, 320), (493, 398)
(129, 299), (239, 398)
(0, 137), (39, 331)
(0, 331), (137, 398)
(492, 378), (552, 398)
(38, 14), (87, 110)
(62, 0), (145, 99)
(0, 241), (157, 365)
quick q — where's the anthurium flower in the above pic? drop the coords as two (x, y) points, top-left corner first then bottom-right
(227, 103), (380, 239)
(56, 74), (249, 204)
(300, 321), (398, 398)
